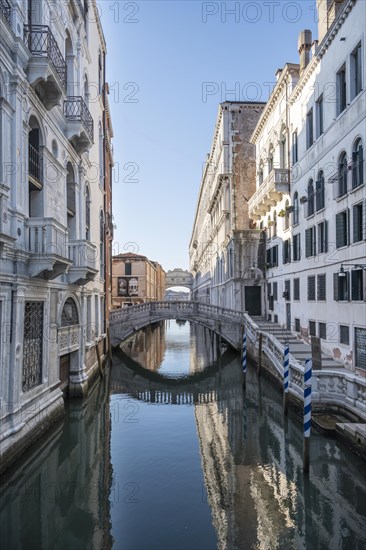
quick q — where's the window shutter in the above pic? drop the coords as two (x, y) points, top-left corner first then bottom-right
(324, 221), (328, 253)
(353, 205), (360, 243)
(333, 273), (339, 301)
(273, 245), (278, 266)
(359, 145), (364, 185)
(267, 249), (271, 265)
(345, 271), (350, 301)
(346, 208), (350, 245)
(305, 228), (311, 257)
(288, 239), (291, 262)
(336, 213), (343, 248)
(351, 270), (357, 301)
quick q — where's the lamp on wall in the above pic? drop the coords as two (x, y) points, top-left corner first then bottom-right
(338, 263), (366, 277)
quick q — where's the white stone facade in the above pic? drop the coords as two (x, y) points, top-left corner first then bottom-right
(248, 0), (366, 373)
(189, 102), (266, 314)
(0, 0), (111, 471)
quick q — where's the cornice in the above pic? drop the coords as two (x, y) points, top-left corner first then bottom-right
(316, 0), (356, 60)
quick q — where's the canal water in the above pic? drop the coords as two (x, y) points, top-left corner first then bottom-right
(1, 321), (366, 550)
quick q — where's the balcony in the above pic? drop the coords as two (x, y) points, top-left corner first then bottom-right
(0, 0), (11, 26)
(64, 97), (94, 153)
(68, 240), (98, 285)
(26, 218), (71, 279)
(248, 169), (290, 220)
(58, 325), (81, 355)
(24, 25), (66, 110)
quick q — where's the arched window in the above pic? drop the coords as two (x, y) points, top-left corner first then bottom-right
(28, 116), (44, 217)
(307, 179), (314, 216)
(100, 211), (104, 277)
(284, 199), (290, 230)
(338, 152), (348, 197)
(316, 170), (325, 210)
(273, 210), (277, 237)
(67, 162), (76, 240)
(352, 139), (364, 189)
(293, 192), (299, 225)
(258, 161), (264, 185)
(268, 145), (274, 174)
(85, 185), (90, 239)
(61, 298), (79, 326)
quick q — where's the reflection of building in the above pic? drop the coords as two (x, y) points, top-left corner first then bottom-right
(0, 0), (113, 473)
(248, 0), (366, 372)
(121, 324), (166, 372)
(189, 102), (266, 314)
(112, 253), (166, 307)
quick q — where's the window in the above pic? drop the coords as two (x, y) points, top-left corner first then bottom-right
(334, 271), (349, 301)
(352, 139), (364, 189)
(259, 163), (264, 185)
(337, 64), (347, 115)
(274, 315), (278, 323)
(355, 328), (366, 371)
(292, 131), (298, 164)
(316, 171), (325, 211)
(273, 282), (278, 301)
(85, 185), (90, 240)
(340, 325), (350, 345)
(351, 42), (362, 100)
(353, 202), (364, 242)
(318, 221), (328, 253)
(268, 145), (274, 173)
(293, 192), (299, 225)
(283, 239), (291, 264)
(308, 275), (316, 301)
(295, 318), (300, 332)
(338, 152), (348, 197)
(305, 226), (316, 257)
(309, 321), (316, 337)
(293, 234), (301, 261)
(125, 263), (132, 276)
(317, 274), (326, 301)
(294, 278), (300, 301)
(23, 302), (44, 392)
(351, 269), (364, 301)
(316, 95), (324, 137)
(267, 245), (278, 267)
(284, 280), (291, 301)
(307, 179), (314, 216)
(273, 211), (277, 237)
(306, 108), (313, 149)
(336, 209), (349, 248)
(319, 322), (327, 340)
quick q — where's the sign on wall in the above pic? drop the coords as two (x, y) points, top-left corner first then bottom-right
(118, 277), (139, 297)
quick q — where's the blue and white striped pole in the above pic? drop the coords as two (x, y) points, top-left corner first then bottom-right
(303, 358), (312, 473)
(242, 330), (247, 387)
(283, 342), (290, 415)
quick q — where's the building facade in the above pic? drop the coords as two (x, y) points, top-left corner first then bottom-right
(112, 253), (166, 307)
(189, 102), (266, 314)
(0, 0), (113, 472)
(248, 0), (366, 373)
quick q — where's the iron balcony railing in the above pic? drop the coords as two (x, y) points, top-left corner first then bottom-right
(29, 143), (42, 184)
(64, 96), (94, 142)
(0, 0), (11, 25)
(24, 25), (67, 90)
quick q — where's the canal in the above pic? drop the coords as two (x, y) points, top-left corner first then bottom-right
(1, 321), (366, 550)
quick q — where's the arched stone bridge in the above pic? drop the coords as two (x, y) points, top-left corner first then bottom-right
(110, 301), (245, 350)
(165, 269), (193, 290)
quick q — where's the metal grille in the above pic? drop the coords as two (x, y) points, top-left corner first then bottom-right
(23, 302), (44, 392)
(24, 25), (67, 90)
(355, 328), (366, 370)
(340, 325), (349, 345)
(29, 143), (42, 183)
(319, 322), (327, 340)
(293, 278), (300, 300)
(64, 96), (94, 142)
(0, 0), (11, 25)
(308, 276), (316, 301)
(61, 298), (79, 326)
(317, 274), (326, 301)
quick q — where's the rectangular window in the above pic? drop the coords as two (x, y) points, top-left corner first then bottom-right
(316, 95), (324, 137)
(351, 269), (364, 301)
(318, 221), (328, 254)
(351, 43), (362, 100)
(267, 246), (278, 267)
(294, 278), (300, 301)
(337, 65), (347, 115)
(267, 282), (272, 298)
(308, 275), (316, 301)
(319, 322), (327, 340)
(274, 314), (278, 323)
(306, 108), (313, 149)
(309, 321), (316, 337)
(295, 318), (300, 332)
(355, 327), (366, 370)
(284, 280), (291, 301)
(305, 226), (316, 257)
(273, 282), (278, 301)
(293, 234), (301, 261)
(334, 271), (349, 301)
(23, 302), (44, 392)
(125, 263), (132, 276)
(292, 131), (298, 164)
(340, 325), (350, 345)
(283, 239), (291, 264)
(317, 274), (326, 301)
(353, 202), (364, 242)
(336, 209), (349, 248)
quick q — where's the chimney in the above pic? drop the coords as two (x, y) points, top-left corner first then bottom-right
(316, 1), (345, 43)
(298, 30), (312, 76)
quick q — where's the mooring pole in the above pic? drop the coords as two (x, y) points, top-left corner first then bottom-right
(257, 332), (263, 375)
(242, 330), (247, 387)
(283, 341), (290, 415)
(303, 358), (312, 474)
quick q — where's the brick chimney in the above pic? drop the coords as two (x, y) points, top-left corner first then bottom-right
(298, 30), (312, 76)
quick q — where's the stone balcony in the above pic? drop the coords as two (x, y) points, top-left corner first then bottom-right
(64, 97), (94, 153)
(248, 169), (290, 220)
(26, 218), (71, 279)
(68, 240), (98, 285)
(58, 325), (81, 356)
(0, 182), (15, 247)
(24, 25), (67, 110)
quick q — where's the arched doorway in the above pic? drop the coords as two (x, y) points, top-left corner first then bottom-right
(59, 298), (79, 393)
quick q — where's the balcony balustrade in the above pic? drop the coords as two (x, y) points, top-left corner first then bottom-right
(58, 325), (81, 355)
(64, 96), (94, 153)
(249, 168), (290, 219)
(68, 239), (98, 285)
(24, 25), (66, 110)
(26, 218), (71, 279)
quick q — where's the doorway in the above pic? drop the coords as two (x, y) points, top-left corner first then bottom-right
(244, 287), (261, 316)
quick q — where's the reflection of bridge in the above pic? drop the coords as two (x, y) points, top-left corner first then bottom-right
(165, 269), (193, 290)
(111, 348), (242, 405)
(110, 301), (244, 350)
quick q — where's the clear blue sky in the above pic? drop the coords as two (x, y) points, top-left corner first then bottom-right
(100, 0), (317, 271)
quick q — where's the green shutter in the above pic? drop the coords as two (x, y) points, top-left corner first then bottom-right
(305, 228), (311, 257)
(333, 273), (339, 301)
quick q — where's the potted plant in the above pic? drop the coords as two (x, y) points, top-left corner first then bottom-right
(278, 209), (286, 217)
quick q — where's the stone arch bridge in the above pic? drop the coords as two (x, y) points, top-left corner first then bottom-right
(165, 269), (193, 290)
(110, 301), (245, 350)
